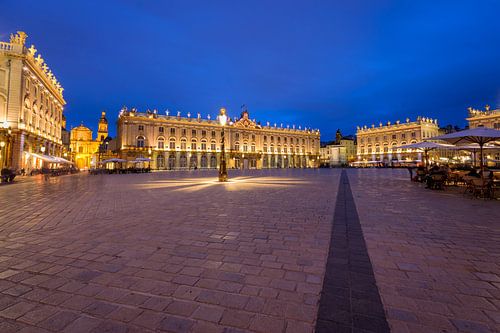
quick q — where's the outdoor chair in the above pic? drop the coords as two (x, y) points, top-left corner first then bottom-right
(416, 169), (427, 182)
(430, 174), (446, 190)
(464, 178), (490, 199)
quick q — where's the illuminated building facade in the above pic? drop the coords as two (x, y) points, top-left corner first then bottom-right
(320, 130), (356, 167)
(356, 117), (440, 163)
(0, 31), (65, 171)
(70, 112), (109, 170)
(466, 106), (500, 129)
(117, 107), (320, 170)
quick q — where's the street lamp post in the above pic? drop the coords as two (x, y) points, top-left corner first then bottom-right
(218, 108), (228, 182)
(0, 141), (5, 169)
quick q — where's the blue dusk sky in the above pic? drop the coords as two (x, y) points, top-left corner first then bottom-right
(1, 0), (499, 140)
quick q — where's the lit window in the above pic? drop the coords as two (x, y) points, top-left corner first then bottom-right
(136, 136), (145, 148)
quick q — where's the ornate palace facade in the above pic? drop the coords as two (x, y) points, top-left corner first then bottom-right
(466, 106), (500, 129)
(117, 107), (320, 170)
(0, 31), (65, 170)
(70, 112), (109, 170)
(356, 117), (439, 163)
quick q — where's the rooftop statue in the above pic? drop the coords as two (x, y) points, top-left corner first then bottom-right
(10, 31), (27, 45)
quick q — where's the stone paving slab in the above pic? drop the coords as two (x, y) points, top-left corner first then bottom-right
(0, 170), (340, 332)
(348, 168), (500, 333)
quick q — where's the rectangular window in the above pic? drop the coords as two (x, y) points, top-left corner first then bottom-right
(211, 130), (216, 137)
(202, 130), (206, 137)
(182, 129), (187, 136)
(159, 127), (164, 133)
(392, 134), (396, 139)
(192, 129), (197, 137)
(138, 125), (144, 131)
(170, 128), (176, 135)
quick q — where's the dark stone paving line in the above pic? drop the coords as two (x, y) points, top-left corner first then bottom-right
(315, 170), (390, 333)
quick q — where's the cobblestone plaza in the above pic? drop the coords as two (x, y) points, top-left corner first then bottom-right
(0, 169), (498, 332)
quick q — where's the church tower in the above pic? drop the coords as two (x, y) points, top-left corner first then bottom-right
(97, 111), (108, 142)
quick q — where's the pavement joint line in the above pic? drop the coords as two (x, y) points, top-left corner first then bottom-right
(315, 169), (390, 333)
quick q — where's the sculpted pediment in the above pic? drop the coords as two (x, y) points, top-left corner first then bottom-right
(233, 111), (261, 129)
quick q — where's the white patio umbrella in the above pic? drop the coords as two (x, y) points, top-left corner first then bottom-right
(133, 157), (152, 162)
(396, 141), (454, 168)
(445, 144), (498, 167)
(430, 127), (500, 174)
(102, 158), (127, 163)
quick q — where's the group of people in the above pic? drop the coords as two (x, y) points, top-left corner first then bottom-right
(412, 164), (489, 189)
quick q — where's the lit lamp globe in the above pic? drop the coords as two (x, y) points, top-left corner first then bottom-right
(0, 141), (5, 148)
(41, 146), (46, 153)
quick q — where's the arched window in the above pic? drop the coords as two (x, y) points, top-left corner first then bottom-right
(190, 154), (197, 168)
(157, 155), (165, 168)
(201, 140), (207, 150)
(263, 144), (268, 153)
(201, 155), (208, 168)
(169, 138), (176, 149)
(180, 138), (187, 150)
(243, 142), (248, 152)
(180, 154), (187, 167)
(136, 136), (145, 148)
(191, 139), (197, 150)
(211, 140), (216, 151)
(251, 143), (256, 152)
(270, 144), (274, 153)
(157, 137), (165, 149)
(234, 142), (240, 151)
